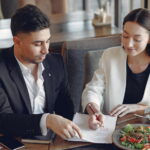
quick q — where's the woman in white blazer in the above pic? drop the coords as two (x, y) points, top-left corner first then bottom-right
(82, 8), (150, 129)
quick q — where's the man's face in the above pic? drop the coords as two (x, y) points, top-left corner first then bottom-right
(14, 28), (51, 65)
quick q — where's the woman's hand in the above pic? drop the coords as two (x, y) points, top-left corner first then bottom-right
(110, 104), (147, 117)
(86, 102), (103, 130)
(88, 114), (103, 130)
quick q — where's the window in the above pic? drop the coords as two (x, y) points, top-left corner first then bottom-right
(115, 0), (143, 29)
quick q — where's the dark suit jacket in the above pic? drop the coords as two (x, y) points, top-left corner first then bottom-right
(0, 47), (74, 136)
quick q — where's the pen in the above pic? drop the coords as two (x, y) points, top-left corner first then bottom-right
(88, 104), (99, 120)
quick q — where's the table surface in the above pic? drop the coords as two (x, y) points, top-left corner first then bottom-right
(19, 112), (149, 150)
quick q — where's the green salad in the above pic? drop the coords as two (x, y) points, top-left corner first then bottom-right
(119, 124), (150, 149)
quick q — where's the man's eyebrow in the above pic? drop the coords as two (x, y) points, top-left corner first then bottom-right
(33, 37), (51, 43)
(123, 30), (128, 34)
(33, 41), (42, 43)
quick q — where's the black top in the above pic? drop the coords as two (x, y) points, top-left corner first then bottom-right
(123, 63), (150, 104)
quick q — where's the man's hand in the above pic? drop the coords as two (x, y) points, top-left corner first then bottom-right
(46, 114), (82, 140)
(110, 104), (147, 117)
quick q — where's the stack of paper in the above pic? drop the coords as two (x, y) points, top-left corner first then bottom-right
(68, 113), (117, 143)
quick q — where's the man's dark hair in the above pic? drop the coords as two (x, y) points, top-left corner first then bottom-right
(123, 8), (150, 56)
(11, 5), (50, 36)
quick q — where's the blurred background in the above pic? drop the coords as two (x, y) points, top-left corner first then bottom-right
(0, 0), (149, 47)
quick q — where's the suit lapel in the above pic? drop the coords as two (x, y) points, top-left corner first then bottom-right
(141, 74), (150, 104)
(42, 59), (54, 113)
(7, 48), (32, 113)
(107, 48), (127, 112)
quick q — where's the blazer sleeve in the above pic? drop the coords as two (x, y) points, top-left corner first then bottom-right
(0, 86), (42, 137)
(0, 113), (42, 137)
(0, 87), (13, 113)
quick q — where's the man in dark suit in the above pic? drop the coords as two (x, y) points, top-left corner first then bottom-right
(0, 5), (82, 140)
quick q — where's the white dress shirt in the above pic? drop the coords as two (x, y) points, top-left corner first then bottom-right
(17, 61), (45, 114)
(16, 58), (48, 135)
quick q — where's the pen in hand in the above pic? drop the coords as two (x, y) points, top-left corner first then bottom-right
(88, 104), (99, 120)
(88, 104), (103, 127)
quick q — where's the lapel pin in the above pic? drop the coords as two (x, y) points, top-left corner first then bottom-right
(48, 73), (51, 77)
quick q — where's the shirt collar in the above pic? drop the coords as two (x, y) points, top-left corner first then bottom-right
(15, 57), (45, 77)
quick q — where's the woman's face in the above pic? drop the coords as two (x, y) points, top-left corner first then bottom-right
(122, 21), (150, 56)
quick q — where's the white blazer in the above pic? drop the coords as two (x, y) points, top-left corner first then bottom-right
(82, 46), (150, 114)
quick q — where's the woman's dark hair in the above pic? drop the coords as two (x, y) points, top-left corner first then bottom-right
(123, 8), (150, 56)
(11, 5), (50, 36)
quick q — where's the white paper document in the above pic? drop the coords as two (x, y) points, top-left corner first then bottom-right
(68, 113), (117, 143)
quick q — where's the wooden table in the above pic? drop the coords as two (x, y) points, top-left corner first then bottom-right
(50, 114), (150, 150)
(4, 113), (145, 150)
(20, 112), (149, 150)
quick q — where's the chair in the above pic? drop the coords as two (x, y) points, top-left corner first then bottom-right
(84, 49), (104, 85)
(63, 35), (121, 112)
